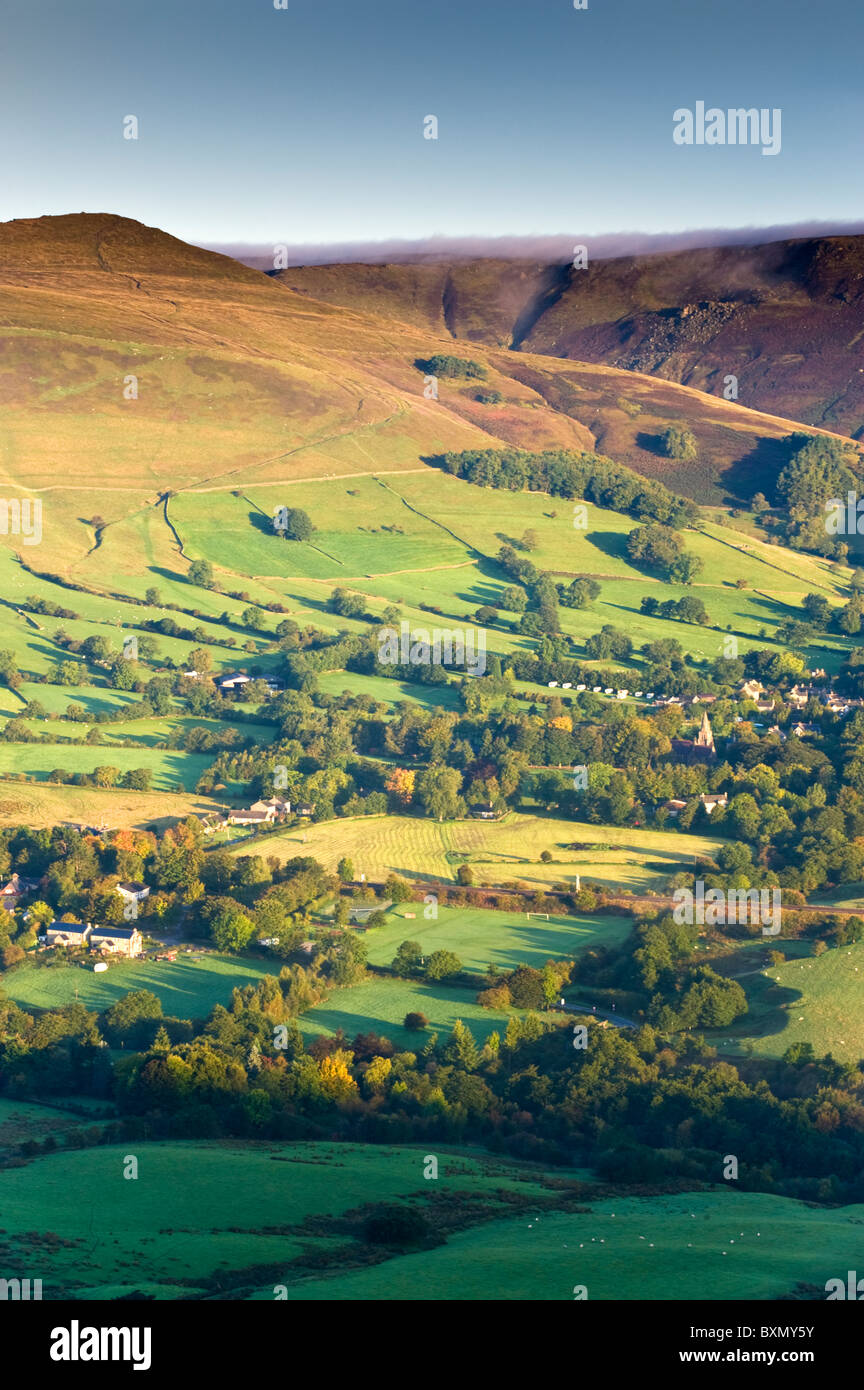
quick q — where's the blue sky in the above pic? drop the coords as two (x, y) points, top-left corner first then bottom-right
(2, 0), (861, 245)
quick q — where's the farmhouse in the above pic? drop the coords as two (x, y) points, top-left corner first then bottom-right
(700, 792), (728, 814)
(662, 799), (688, 817)
(45, 921), (92, 948)
(227, 807), (274, 826)
(739, 680), (766, 700)
(218, 672), (251, 694)
(198, 814), (227, 835)
(0, 873), (40, 910)
(250, 797), (291, 816)
(295, 802), (316, 818)
(90, 925), (143, 958)
(470, 801), (502, 820)
(788, 684), (812, 709)
(116, 881), (150, 905)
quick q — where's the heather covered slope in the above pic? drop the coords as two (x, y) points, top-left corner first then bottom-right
(280, 235), (864, 437)
(0, 212), (847, 560)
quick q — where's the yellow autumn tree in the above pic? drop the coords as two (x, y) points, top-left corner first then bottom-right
(363, 1055), (392, 1096)
(385, 767), (416, 805)
(318, 1049), (358, 1102)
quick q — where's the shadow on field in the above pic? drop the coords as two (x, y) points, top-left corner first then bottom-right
(583, 530), (631, 564)
(720, 435), (798, 505)
(706, 966), (802, 1043)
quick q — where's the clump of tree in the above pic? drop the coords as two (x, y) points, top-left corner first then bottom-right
(328, 588), (367, 620)
(438, 447), (699, 527)
(558, 577), (601, 610)
(188, 559), (215, 589)
(626, 523), (703, 584)
(658, 424), (697, 461)
(422, 354), (487, 379)
(774, 433), (861, 560)
(640, 595), (711, 625)
(274, 507), (314, 541)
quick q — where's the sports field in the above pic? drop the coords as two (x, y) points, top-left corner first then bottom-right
(365, 904), (632, 973)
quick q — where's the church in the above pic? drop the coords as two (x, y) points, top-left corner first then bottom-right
(671, 711), (717, 764)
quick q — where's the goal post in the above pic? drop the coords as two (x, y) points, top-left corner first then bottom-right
(526, 911), (550, 921)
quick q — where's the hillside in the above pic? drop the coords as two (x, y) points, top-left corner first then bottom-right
(279, 235), (864, 438)
(0, 212), (851, 550)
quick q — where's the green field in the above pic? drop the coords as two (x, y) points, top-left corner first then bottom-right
(0, 1096), (106, 1156)
(316, 669), (461, 711)
(0, 1140), (554, 1299)
(295, 975), (523, 1047)
(264, 1186), (864, 1301)
(0, 744), (215, 793)
(1, 954), (276, 1018)
(4, 1137), (856, 1301)
(2, 952), (524, 1048)
(714, 939), (864, 1064)
(365, 904), (632, 973)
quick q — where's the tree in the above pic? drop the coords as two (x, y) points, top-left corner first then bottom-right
(416, 765), (465, 821)
(392, 940), (423, 976)
(275, 508), (314, 541)
(403, 1011), (428, 1031)
(425, 949), (463, 981)
(209, 905), (256, 952)
(423, 354), (486, 380)
(456, 864), (474, 886)
(385, 767), (416, 807)
(188, 558), (214, 589)
(337, 857), (354, 883)
(187, 647), (212, 677)
(501, 585), (528, 613)
(329, 588), (366, 619)
(658, 425), (696, 461)
(444, 1018), (479, 1071)
(507, 965), (545, 1009)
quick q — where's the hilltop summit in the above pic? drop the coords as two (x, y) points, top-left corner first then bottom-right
(0, 212), (266, 283)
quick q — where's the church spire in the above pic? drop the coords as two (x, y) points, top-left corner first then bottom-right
(695, 711), (715, 751)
